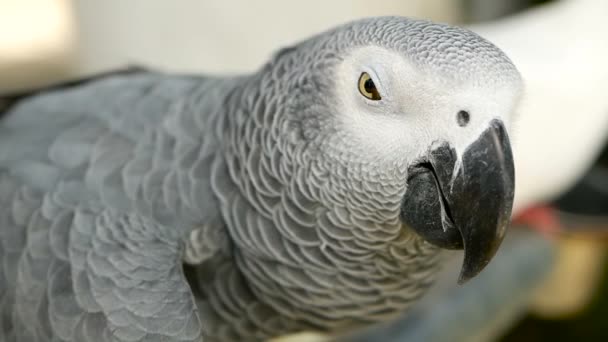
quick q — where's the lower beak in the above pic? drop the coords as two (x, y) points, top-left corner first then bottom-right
(400, 120), (515, 283)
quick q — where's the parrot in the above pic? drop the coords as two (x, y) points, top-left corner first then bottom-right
(0, 16), (521, 341)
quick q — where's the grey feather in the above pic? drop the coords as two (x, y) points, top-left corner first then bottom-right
(0, 16), (521, 341)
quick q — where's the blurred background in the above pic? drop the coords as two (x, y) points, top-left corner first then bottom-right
(1, 0), (607, 341)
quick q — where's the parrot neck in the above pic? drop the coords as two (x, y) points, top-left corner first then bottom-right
(199, 76), (443, 338)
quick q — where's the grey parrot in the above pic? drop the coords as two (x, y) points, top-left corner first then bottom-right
(0, 17), (521, 341)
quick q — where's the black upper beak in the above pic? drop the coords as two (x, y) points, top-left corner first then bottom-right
(400, 120), (515, 283)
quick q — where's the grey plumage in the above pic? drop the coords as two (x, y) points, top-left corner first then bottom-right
(0, 17), (521, 341)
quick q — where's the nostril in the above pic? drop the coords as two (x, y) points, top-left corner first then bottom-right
(457, 110), (470, 127)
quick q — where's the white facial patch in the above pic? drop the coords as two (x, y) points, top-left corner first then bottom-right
(332, 45), (522, 170)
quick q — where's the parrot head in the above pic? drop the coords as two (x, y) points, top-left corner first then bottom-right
(249, 17), (522, 284)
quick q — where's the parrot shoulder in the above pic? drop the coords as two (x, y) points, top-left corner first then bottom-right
(0, 66), (149, 116)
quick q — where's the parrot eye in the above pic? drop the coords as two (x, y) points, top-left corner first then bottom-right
(358, 72), (382, 101)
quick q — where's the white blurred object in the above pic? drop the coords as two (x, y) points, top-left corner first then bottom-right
(470, 0), (608, 214)
(268, 332), (329, 342)
(72, 0), (462, 74)
(0, 0), (75, 92)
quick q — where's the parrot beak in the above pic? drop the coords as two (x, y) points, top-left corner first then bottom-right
(400, 120), (515, 284)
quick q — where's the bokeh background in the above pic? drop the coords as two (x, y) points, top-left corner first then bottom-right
(2, 0), (607, 341)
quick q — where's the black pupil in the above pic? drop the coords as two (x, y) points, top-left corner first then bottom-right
(364, 78), (376, 93)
